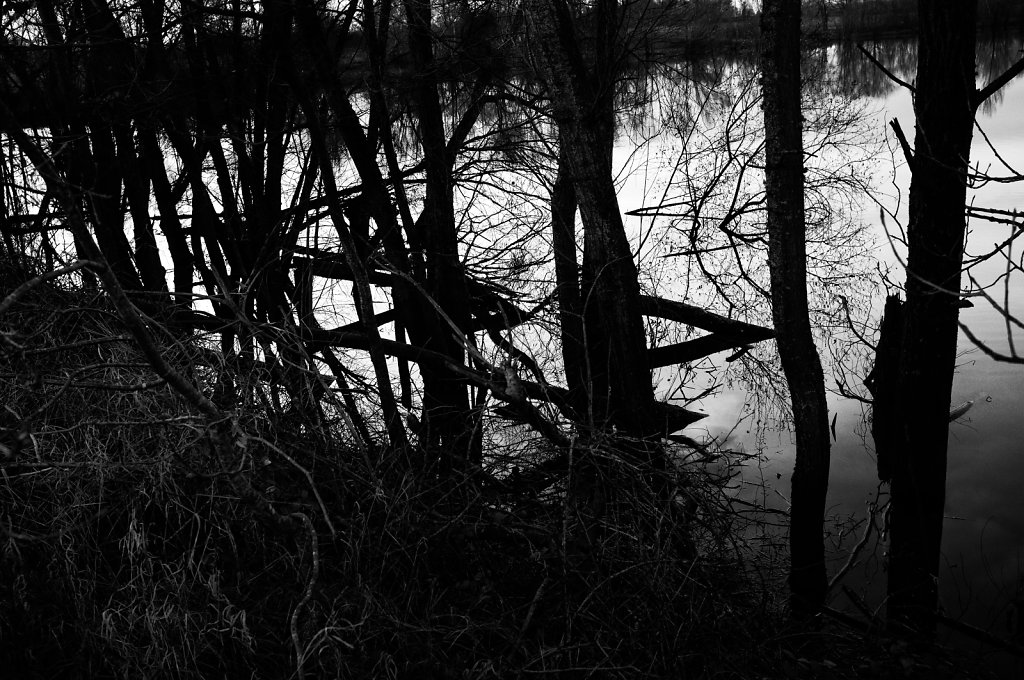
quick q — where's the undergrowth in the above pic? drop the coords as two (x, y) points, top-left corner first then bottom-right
(0, 260), (992, 679)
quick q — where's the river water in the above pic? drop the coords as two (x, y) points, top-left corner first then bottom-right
(308, 30), (1022, 667)
(612, 34), (1024, 669)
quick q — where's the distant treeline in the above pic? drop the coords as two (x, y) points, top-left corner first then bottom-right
(824, 0), (1024, 39)
(654, 0), (1024, 52)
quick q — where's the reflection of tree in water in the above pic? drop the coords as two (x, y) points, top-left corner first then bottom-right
(831, 39), (918, 99)
(976, 36), (1024, 114)
(830, 35), (1024, 108)
(608, 61), (884, 425)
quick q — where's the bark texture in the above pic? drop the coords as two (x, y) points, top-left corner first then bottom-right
(760, 0), (831, 617)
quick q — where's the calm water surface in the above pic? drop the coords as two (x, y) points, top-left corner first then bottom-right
(613, 35), (1024, 669)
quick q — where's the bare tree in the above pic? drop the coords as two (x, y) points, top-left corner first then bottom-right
(526, 0), (663, 447)
(759, 0), (831, 617)
(868, 0), (1024, 632)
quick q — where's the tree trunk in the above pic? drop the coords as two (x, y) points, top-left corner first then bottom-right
(865, 294), (903, 483)
(551, 132), (586, 414)
(403, 0), (477, 472)
(760, 0), (831, 618)
(292, 0), (472, 470)
(529, 0), (660, 445)
(886, 1), (977, 633)
(115, 123), (168, 297)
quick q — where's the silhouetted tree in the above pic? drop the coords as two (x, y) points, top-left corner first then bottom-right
(872, 0), (1024, 632)
(760, 0), (831, 618)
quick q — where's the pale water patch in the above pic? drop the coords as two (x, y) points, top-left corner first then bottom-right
(609, 37), (1024, 655)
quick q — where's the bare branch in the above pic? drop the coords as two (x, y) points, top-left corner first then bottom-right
(974, 55), (1024, 109)
(958, 321), (1024, 364)
(889, 118), (914, 165)
(857, 43), (916, 94)
(639, 295), (775, 339)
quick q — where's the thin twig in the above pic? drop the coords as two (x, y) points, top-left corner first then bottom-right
(827, 500), (878, 593)
(837, 295), (876, 351)
(935, 612), (1024, 658)
(252, 435), (337, 538)
(516, 576), (551, 645)
(958, 321), (1024, 363)
(290, 512), (320, 680)
(0, 260), (94, 317)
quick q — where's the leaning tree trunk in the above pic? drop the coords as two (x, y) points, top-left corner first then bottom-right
(760, 0), (832, 618)
(885, 1), (977, 633)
